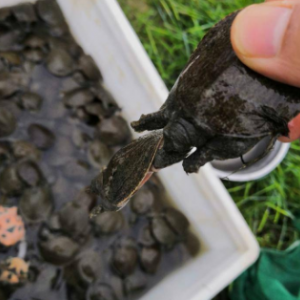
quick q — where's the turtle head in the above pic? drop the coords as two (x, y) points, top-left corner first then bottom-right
(88, 131), (165, 217)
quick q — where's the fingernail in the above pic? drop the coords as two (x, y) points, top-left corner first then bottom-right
(233, 5), (292, 57)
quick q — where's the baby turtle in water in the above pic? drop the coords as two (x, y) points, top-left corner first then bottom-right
(90, 11), (300, 213)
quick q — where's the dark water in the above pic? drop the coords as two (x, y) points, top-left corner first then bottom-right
(0, 1), (200, 300)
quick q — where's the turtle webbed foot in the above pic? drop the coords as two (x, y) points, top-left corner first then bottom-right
(182, 148), (213, 174)
(131, 111), (168, 132)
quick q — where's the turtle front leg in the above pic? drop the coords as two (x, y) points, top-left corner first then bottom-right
(153, 148), (187, 170)
(183, 148), (213, 173)
(131, 111), (168, 132)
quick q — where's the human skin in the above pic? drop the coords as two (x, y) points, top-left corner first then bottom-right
(231, 0), (300, 142)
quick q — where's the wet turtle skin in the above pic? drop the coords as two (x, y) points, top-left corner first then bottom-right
(132, 11), (300, 173)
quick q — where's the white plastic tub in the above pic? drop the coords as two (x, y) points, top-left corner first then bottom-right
(2, 0), (260, 299)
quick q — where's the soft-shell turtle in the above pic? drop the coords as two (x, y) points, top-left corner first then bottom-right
(131, 11), (300, 173)
(90, 11), (300, 213)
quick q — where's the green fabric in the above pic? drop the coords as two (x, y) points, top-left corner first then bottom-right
(230, 242), (300, 300)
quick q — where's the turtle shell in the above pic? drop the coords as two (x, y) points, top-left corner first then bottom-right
(175, 11), (300, 137)
(90, 130), (163, 212)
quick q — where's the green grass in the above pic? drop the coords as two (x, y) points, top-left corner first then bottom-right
(119, 0), (300, 250)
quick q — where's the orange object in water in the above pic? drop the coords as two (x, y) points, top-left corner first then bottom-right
(0, 206), (25, 247)
(0, 257), (29, 284)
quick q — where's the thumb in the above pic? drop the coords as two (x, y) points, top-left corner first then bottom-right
(231, 0), (300, 142)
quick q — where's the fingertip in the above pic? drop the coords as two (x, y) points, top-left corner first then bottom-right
(279, 114), (300, 142)
(231, 1), (300, 87)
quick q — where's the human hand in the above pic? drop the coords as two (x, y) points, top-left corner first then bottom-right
(231, 0), (300, 142)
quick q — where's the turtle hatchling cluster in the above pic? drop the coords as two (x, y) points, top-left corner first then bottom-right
(0, 1), (200, 300)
